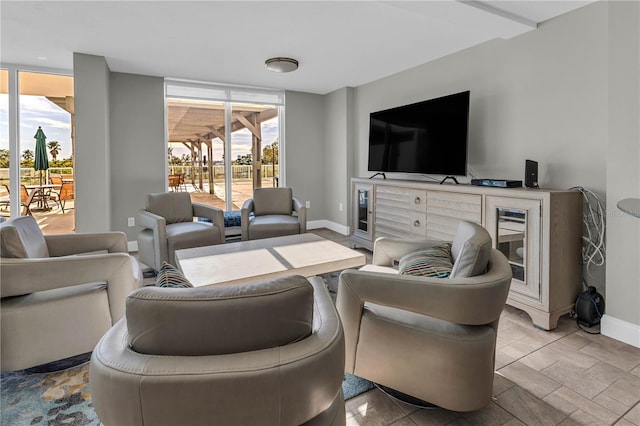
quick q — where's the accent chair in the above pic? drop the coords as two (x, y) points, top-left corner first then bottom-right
(0, 216), (143, 371)
(136, 192), (224, 272)
(336, 221), (512, 411)
(241, 187), (306, 241)
(90, 275), (346, 426)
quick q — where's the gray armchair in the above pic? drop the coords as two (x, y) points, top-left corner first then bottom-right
(336, 221), (512, 412)
(137, 192), (224, 272)
(241, 187), (306, 241)
(90, 275), (345, 426)
(0, 216), (143, 371)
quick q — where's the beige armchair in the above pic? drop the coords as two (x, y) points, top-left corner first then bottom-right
(241, 187), (306, 241)
(336, 221), (512, 412)
(90, 275), (345, 426)
(137, 192), (224, 272)
(0, 216), (143, 371)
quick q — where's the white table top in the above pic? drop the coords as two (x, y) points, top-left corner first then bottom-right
(175, 233), (366, 288)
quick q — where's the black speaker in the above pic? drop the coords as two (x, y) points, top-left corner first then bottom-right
(525, 159), (538, 188)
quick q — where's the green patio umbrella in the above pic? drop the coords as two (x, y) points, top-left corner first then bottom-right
(34, 126), (49, 186)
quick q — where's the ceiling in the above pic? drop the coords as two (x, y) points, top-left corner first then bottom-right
(1, 1), (594, 95)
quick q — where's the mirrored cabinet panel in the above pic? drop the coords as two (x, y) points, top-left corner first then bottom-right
(486, 197), (541, 304)
(496, 208), (526, 281)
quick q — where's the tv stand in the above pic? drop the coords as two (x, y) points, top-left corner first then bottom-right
(369, 172), (386, 179)
(440, 176), (459, 184)
(349, 177), (583, 330)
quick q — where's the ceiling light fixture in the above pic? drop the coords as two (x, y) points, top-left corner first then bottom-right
(265, 57), (299, 73)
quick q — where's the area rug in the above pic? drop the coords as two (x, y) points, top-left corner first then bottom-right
(1, 354), (374, 426)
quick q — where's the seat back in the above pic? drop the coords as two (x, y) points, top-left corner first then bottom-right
(147, 192), (193, 224)
(0, 216), (49, 258)
(59, 181), (74, 201)
(450, 221), (492, 278)
(50, 175), (63, 186)
(20, 185), (30, 203)
(126, 275), (314, 356)
(252, 187), (293, 216)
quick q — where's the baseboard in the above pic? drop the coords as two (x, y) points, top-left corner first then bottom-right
(128, 240), (138, 253)
(601, 314), (640, 348)
(307, 220), (350, 236)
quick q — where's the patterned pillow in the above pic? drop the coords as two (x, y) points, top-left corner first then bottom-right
(398, 243), (453, 278)
(155, 262), (194, 288)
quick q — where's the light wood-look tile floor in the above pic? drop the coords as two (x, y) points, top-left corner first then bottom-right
(308, 229), (640, 426)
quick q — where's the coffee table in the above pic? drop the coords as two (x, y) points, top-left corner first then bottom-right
(174, 233), (366, 287)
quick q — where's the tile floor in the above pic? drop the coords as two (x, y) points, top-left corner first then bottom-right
(309, 229), (640, 426)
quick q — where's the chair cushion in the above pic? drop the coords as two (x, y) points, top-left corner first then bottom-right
(125, 275), (314, 356)
(147, 192), (193, 224)
(155, 262), (193, 288)
(166, 222), (222, 254)
(398, 243), (453, 278)
(0, 216), (49, 258)
(450, 221), (492, 278)
(252, 187), (293, 216)
(248, 215), (301, 240)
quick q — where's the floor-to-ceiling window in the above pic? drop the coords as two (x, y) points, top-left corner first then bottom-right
(0, 66), (75, 232)
(166, 81), (284, 211)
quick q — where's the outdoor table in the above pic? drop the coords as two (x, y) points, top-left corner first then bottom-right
(25, 184), (58, 211)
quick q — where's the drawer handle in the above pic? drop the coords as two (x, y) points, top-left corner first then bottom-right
(414, 197), (421, 204)
(413, 220), (420, 227)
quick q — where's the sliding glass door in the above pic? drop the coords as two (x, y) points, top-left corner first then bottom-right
(0, 68), (75, 232)
(165, 81), (284, 212)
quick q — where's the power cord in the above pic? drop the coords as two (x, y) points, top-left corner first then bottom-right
(570, 186), (606, 289)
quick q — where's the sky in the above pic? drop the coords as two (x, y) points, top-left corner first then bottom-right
(0, 94), (279, 163)
(0, 95), (73, 159)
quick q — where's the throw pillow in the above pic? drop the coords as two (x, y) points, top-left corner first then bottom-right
(398, 243), (453, 278)
(155, 262), (194, 288)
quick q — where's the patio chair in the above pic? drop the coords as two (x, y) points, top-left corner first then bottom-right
(56, 181), (74, 213)
(168, 174), (181, 191)
(4, 184), (38, 216)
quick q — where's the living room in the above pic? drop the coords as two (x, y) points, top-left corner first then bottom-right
(1, 1), (639, 425)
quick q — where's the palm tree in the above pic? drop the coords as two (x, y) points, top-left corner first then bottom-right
(48, 141), (61, 161)
(21, 149), (34, 168)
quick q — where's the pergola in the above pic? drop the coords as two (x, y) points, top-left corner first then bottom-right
(167, 99), (277, 192)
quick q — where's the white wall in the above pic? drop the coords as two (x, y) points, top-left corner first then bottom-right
(73, 53), (111, 233)
(109, 72), (165, 241)
(284, 91), (326, 222)
(323, 87), (355, 231)
(603, 0), (640, 346)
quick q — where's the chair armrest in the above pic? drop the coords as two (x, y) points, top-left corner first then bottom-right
(45, 232), (128, 257)
(137, 209), (168, 269)
(372, 237), (445, 266)
(292, 197), (307, 233)
(241, 199), (254, 240)
(1, 253), (142, 321)
(192, 203), (225, 242)
(337, 250), (511, 371)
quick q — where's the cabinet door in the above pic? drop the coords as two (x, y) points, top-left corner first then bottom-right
(353, 183), (374, 242)
(486, 197), (541, 303)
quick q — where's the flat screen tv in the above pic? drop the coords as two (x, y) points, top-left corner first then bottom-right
(368, 90), (469, 178)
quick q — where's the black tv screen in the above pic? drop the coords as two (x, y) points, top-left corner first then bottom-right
(368, 91), (469, 176)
